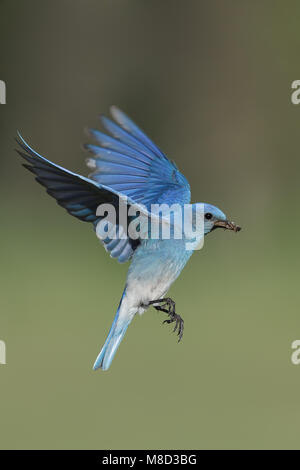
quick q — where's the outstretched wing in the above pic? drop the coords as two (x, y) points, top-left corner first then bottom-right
(84, 106), (191, 209)
(16, 134), (149, 263)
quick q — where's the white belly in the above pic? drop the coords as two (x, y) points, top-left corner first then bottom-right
(124, 276), (173, 315)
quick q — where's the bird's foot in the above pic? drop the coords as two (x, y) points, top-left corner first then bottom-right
(163, 310), (184, 342)
(148, 297), (184, 342)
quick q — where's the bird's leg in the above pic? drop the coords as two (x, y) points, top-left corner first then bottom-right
(148, 297), (174, 312)
(148, 298), (184, 342)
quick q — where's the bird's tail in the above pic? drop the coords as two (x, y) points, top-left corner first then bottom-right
(93, 290), (132, 371)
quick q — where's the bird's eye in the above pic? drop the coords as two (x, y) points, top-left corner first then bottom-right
(205, 213), (213, 220)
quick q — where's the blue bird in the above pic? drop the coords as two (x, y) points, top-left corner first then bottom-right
(16, 106), (241, 371)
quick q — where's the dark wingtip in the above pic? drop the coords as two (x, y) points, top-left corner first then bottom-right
(83, 126), (93, 138)
(81, 142), (90, 152)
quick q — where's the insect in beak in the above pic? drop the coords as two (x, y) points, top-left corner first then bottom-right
(213, 220), (241, 232)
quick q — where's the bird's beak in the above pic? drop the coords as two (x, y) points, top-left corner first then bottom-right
(213, 220), (241, 232)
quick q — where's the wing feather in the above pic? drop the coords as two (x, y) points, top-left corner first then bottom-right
(86, 107), (191, 208)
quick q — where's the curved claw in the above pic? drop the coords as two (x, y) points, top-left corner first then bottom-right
(177, 318), (184, 342)
(163, 312), (184, 341)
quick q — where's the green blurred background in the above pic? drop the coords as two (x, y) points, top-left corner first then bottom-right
(1, 0), (300, 450)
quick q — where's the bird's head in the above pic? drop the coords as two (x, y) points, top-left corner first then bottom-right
(197, 203), (241, 236)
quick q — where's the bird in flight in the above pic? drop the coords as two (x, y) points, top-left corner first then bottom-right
(16, 106), (241, 371)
